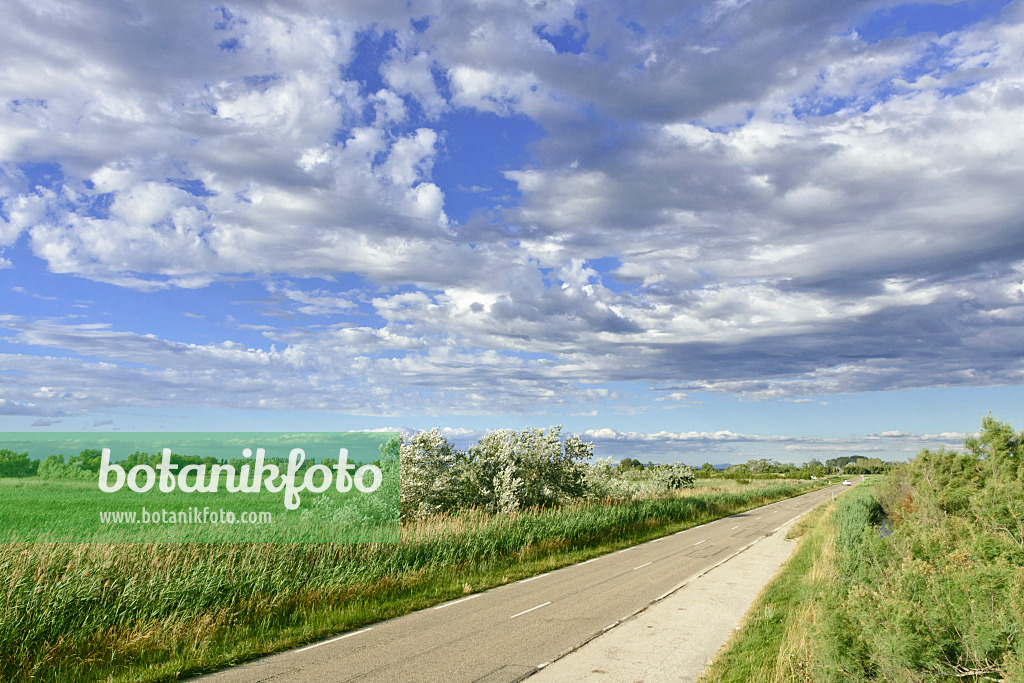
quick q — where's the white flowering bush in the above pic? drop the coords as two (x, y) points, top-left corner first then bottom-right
(399, 428), (471, 518)
(399, 427), (700, 516)
(400, 426), (592, 517)
(584, 457), (650, 499)
(584, 459), (695, 499)
(466, 426), (591, 512)
(655, 463), (696, 491)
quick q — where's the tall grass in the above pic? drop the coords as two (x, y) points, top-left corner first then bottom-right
(702, 450), (1024, 683)
(1, 478), (823, 683)
(697, 492), (842, 683)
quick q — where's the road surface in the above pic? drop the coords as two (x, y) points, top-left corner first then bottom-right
(194, 483), (845, 683)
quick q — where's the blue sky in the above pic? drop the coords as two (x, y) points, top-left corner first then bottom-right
(2, 0), (1023, 464)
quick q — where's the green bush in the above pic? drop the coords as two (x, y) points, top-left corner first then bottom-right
(815, 417), (1024, 681)
(35, 454), (94, 481)
(0, 449), (38, 478)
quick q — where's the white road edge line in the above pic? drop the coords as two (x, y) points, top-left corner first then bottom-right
(731, 525), (740, 530)
(295, 627), (372, 653)
(693, 539), (707, 545)
(434, 594), (480, 610)
(633, 561), (652, 570)
(580, 557), (600, 565)
(511, 601), (552, 619)
(518, 572), (551, 584)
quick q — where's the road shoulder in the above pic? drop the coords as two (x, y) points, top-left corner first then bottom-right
(524, 515), (805, 683)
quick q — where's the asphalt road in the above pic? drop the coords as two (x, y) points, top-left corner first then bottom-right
(193, 483), (847, 683)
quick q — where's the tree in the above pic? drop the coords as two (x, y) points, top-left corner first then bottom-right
(0, 449), (37, 478)
(723, 463), (752, 480)
(803, 458), (828, 479)
(36, 454), (94, 480)
(398, 426), (594, 517)
(68, 448), (105, 473)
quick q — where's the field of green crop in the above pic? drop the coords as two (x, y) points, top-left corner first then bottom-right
(1, 477), (824, 683)
(0, 477), (398, 544)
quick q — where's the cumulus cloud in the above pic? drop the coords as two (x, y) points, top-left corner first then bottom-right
(1, 0), (1023, 421)
(578, 426), (967, 463)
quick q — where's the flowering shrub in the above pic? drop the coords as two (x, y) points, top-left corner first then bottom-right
(399, 426), (591, 517)
(399, 428), (471, 518)
(655, 463), (696, 490)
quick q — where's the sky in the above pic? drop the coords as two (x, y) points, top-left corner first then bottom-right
(1, 0), (1023, 465)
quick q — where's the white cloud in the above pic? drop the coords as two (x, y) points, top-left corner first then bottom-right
(1, 0), (1023, 420)
(382, 48), (445, 118)
(577, 426), (965, 463)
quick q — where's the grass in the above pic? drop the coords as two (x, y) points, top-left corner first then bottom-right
(700, 472), (1024, 682)
(696, 488), (843, 683)
(1, 478), (828, 682)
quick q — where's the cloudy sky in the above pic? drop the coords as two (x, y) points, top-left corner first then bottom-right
(1, 0), (1022, 464)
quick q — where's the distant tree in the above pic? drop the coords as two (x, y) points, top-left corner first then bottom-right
(723, 463), (752, 479)
(827, 456), (859, 470)
(0, 449), (37, 478)
(36, 454), (94, 480)
(699, 462), (716, 477)
(68, 448), (105, 473)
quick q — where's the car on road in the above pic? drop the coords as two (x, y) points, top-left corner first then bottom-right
(842, 480), (852, 486)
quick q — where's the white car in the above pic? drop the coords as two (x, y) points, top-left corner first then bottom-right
(842, 480), (852, 486)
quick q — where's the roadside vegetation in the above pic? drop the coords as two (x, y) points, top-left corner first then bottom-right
(701, 416), (1024, 683)
(0, 426), (831, 683)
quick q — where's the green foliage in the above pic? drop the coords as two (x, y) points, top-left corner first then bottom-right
(818, 417), (1024, 681)
(66, 448), (104, 473)
(824, 455), (899, 475)
(722, 463), (753, 479)
(35, 454), (94, 481)
(0, 449), (37, 478)
(704, 416), (1024, 683)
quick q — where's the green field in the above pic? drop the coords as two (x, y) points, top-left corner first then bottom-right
(0, 476), (398, 544)
(0, 431), (400, 544)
